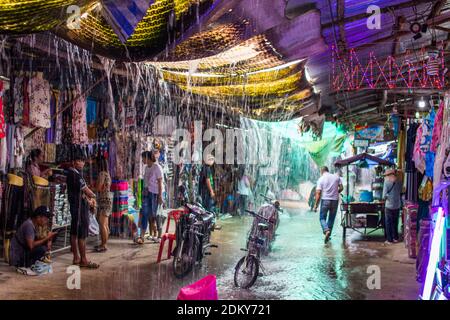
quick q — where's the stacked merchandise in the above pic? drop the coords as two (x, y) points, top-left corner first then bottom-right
(110, 180), (128, 237)
(416, 219), (432, 282)
(122, 182), (138, 239)
(50, 184), (70, 227)
(404, 202), (418, 258)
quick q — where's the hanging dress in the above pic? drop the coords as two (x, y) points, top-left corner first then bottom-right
(29, 75), (51, 128)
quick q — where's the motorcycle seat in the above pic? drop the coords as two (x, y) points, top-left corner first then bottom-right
(258, 223), (269, 231)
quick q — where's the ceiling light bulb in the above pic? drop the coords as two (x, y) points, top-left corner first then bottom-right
(418, 99), (426, 108)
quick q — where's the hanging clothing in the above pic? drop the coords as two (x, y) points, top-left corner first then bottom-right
(7, 124), (15, 170)
(45, 91), (57, 143)
(413, 124), (425, 174)
(431, 100), (444, 153)
(86, 97), (97, 125)
(423, 109), (436, 178)
(54, 90), (64, 145)
(22, 77), (30, 127)
(13, 126), (24, 169)
(13, 76), (24, 124)
(0, 81), (6, 139)
(62, 90), (73, 145)
(2, 182), (25, 238)
(29, 75), (51, 128)
(0, 129), (7, 174)
(405, 123), (419, 172)
(72, 88), (89, 145)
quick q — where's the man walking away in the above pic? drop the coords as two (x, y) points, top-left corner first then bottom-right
(382, 168), (402, 244)
(313, 166), (343, 243)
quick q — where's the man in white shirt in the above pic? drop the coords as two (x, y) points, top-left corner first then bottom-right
(313, 166), (343, 243)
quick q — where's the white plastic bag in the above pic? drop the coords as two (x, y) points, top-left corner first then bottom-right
(89, 214), (100, 237)
(156, 205), (166, 231)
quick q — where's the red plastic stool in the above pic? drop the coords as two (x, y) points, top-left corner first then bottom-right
(157, 208), (187, 263)
(177, 275), (218, 300)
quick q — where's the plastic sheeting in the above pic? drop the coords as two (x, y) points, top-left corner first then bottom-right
(239, 117), (347, 201)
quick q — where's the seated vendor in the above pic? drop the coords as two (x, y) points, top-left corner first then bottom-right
(26, 149), (52, 178)
(9, 206), (56, 268)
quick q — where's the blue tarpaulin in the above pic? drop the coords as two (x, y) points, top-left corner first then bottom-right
(102, 0), (154, 43)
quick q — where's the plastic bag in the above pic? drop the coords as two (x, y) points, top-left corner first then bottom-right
(156, 205), (166, 230)
(89, 214), (99, 236)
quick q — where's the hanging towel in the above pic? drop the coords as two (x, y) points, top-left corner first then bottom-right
(86, 97), (97, 125)
(101, 0), (155, 43)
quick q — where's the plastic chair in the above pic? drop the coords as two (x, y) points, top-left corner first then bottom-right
(156, 208), (187, 263)
(177, 275), (218, 300)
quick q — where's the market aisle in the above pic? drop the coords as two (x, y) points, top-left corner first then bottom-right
(216, 208), (419, 300)
(0, 206), (419, 300)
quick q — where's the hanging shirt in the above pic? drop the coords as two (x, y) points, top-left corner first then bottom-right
(22, 77), (30, 127)
(14, 126), (24, 169)
(431, 101), (444, 153)
(0, 81), (6, 139)
(29, 75), (51, 128)
(72, 88), (88, 145)
(13, 77), (23, 124)
(86, 97), (97, 125)
(413, 124), (425, 174)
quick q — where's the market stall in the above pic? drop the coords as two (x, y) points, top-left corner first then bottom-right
(335, 153), (395, 241)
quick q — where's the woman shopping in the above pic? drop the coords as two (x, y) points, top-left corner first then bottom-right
(95, 158), (112, 252)
(26, 149), (52, 178)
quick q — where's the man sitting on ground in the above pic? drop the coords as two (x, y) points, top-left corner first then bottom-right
(9, 206), (56, 268)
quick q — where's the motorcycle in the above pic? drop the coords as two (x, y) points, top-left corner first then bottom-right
(172, 201), (218, 279)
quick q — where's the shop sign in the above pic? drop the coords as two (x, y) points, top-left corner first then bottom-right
(353, 139), (370, 148)
(355, 125), (384, 141)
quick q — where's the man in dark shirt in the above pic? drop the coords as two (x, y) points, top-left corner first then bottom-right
(66, 158), (99, 268)
(199, 154), (215, 211)
(10, 206), (56, 268)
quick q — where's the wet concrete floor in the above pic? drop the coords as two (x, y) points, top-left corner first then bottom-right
(0, 206), (419, 300)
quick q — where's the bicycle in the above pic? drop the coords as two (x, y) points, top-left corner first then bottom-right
(234, 209), (273, 289)
(172, 202), (218, 279)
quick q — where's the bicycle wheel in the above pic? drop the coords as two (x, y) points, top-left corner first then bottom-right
(173, 238), (195, 279)
(234, 255), (259, 289)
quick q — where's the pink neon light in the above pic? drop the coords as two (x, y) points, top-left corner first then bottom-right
(331, 46), (446, 92)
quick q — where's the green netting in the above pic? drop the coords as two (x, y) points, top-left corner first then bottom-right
(239, 118), (348, 196)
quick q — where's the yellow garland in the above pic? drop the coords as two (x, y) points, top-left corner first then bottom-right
(178, 72), (303, 98)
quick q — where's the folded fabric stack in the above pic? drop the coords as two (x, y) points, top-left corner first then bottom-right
(121, 183), (138, 239)
(416, 219), (432, 282)
(110, 180), (128, 237)
(403, 202), (418, 258)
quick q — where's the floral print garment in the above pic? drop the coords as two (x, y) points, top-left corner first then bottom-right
(29, 75), (51, 128)
(0, 81), (5, 139)
(71, 87), (88, 145)
(13, 77), (23, 124)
